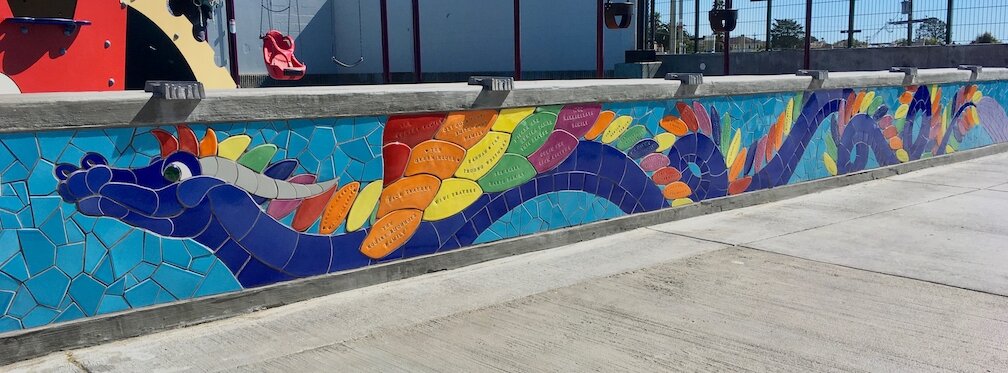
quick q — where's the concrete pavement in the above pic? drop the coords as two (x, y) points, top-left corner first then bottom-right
(6, 153), (1008, 372)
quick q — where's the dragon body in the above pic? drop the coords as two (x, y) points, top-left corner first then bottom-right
(55, 86), (1006, 288)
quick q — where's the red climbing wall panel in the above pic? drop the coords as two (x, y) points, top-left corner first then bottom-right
(0, 1), (126, 93)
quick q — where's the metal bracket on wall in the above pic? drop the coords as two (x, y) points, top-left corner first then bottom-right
(958, 65), (983, 74)
(144, 81), (206, 100)
(958, 65), (983, 80)
(889, 66), (918, 78)
(468, 76), (514, 92)
(796, 70), (829, 81)
(665, 73), (703, 85)
(890, 66), (918, 85)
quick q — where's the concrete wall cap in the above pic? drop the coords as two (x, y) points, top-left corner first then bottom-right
(0, 68), (1005, 133)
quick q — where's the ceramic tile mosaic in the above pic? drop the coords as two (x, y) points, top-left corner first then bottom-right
(2, 82), (1007, 333)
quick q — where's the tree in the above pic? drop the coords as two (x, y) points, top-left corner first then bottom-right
(651, 12), (670, 51)
(676, 29), (702, 54)
(770, 19), (806, 50)
(972, 32), (1000, 44)
(916, 18), (947, 45)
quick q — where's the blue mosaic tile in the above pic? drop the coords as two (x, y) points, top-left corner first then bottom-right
(362, 157), (383, 182)
(1, 253), (29, 281)
(7, 285), (35, 318)
(0, 144), (15, 172)
(3, 162), (30, 183)
(92, 255), (115, 285)
(21, 306), (59, 328)
(109, 231), (143, 278)
(342, 138), (373, 163)
(123, 279), (160, 308)
(286, 133), (309, 158)
(0, 230), (19, 266)
(161, 239), (191, 268)
(142, 234), (161, 264)
(97, 295), (129, 315)
(151, 264), (202, 300)
(81, 234), (108, 275)
(54, 304), (85, 323)
(2, 136), (40, 164)
(105, 278), (126, 296)
(40, 214), (68, 246)
(130, 262), (157, 281)
(189, 256), (215, 274)
(0, 290), (13, 315)
(27, 162), (58, 196)
(308, 127), (337, 159)
(192, 262), (241, 298)
(24, 268), (69, 308)
(93, 219), (131, 248)
(0, 316), (20, 333)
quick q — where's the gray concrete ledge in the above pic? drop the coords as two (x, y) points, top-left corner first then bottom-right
(0, 68), (1005, 133)
(1, 141), (1005, 366)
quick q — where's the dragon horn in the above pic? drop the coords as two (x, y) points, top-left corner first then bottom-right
(150, 129), (179, 158)
(176, 125), (200, 155)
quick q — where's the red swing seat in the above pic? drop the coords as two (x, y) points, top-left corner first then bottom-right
(262, 30), (306, 81)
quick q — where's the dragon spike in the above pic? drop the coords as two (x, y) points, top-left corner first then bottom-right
(218, 135), (252, 161)
(150, 129), (179, 158)
(177, 125), (200, 155)
(199, 129), (218, 157)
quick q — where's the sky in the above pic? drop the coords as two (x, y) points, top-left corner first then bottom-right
(656, 0), (1005, 45)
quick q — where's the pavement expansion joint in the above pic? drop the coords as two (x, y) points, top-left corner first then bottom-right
(735, 243), (1008, 299)
(739, 184), (979, 246)
(887, 178), (985, 190)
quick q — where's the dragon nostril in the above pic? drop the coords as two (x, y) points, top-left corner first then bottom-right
(80, 153), (108, 169)
(54, 163), (79, 181)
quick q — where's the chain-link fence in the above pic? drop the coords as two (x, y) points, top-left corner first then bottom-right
(652, 0), (1006, 54)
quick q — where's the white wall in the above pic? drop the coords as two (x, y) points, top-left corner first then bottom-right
(224, 0), (635, 77)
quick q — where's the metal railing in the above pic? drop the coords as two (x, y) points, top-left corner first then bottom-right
(653, 0), (1006, 54)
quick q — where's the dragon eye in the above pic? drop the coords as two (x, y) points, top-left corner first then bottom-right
(163, 161), (192, 182)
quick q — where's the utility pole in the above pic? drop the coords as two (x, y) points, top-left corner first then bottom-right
(945, 0), (953, 45)
(906, 0), (913, 46)
(513, 0), (521, 80)
(693, 0), (700, 53)
(846, 0), (855, 48)
(636, 0), (646, 50)
(224, 0), (239, 84)
(803, 0), (811, 69)
(677, 0), (685, 52)
(765, 0), (772, 51)
(670, 0), (676, 53)
(649, 0), (656, 50)
(724, 0), (732, 75)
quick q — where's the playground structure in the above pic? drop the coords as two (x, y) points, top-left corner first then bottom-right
(0, 0), (236, 93)
(0, 0), (642, 92)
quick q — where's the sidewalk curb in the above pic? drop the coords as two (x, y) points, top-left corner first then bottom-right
(3, 142), (1006, 366)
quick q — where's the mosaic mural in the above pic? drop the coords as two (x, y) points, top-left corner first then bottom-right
(1, 82), (1007, 332)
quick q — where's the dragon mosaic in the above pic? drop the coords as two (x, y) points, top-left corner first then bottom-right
(2, 83), (1006, 332)
(53, 85), (1008, 288)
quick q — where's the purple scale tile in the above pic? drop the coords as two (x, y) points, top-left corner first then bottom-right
(528, 130), (579, 173)
(555, 104), (602, 138)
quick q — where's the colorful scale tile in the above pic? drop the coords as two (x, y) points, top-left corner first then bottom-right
(1, 82), (1007, 333)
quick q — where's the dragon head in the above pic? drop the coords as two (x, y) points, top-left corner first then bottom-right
(55, 126), (337, 241)
(55, 147), (222, 238)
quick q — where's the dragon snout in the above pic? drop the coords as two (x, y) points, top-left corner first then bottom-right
(55, 153), (111, 203)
